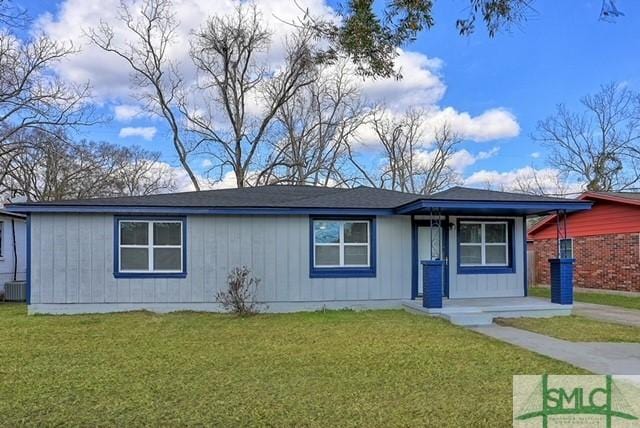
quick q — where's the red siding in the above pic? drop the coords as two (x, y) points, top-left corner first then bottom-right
(529, 200), (640, 240)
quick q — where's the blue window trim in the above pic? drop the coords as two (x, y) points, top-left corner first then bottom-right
(309, 216), (376, 278)
(456, 218), (515, 275)
(113, 216), (187, 279)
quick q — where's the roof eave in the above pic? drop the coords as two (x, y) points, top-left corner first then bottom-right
(395, 199), (593, 216)
(0, 210), (27, 219)
(6, 204), (397, 216)
(581, 191), (640, 206)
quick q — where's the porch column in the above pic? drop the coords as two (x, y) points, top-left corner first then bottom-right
(422, 260), (443, 309)
(549, 258), (574, 305)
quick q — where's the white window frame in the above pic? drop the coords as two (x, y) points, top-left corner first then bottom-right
(313, 220), (370, 268)
(558, 238), (574, 259)
(118, 220), (183, 273)
(459, 221), (509, 267)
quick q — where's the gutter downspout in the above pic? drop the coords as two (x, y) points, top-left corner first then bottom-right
(11, 218), (17, 281)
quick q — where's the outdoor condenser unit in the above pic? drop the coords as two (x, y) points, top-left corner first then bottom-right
(4, 281), (26, 301)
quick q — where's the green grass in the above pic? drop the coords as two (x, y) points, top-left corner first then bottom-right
(530, 287), (640, 310)
(0, 304), (586, 427)
(497, 315), (640, 343)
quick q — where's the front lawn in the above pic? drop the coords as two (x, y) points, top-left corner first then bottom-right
(497, 315), (640, 343)
(529, 286), (640, 310)
(0, 304), (585, 426)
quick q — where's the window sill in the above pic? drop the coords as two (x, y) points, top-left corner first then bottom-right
(310, 267), (376, 278)
(457, 266), (514, 275)
(113, 272), (187, 279)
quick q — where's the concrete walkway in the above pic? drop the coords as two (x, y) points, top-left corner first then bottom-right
(472, 325), (640, 374)
(573, 302), (640, 327)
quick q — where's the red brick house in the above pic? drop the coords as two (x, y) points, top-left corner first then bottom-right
(528, 192), (640, 293)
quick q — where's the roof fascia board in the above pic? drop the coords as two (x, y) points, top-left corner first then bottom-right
(581, 192), (640, 206)
(7, 205), (396, 216)
(394, 199), (592, 214)
(0, 211), (27, 219)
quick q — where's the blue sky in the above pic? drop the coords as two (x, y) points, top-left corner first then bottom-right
(14, 0), (640, 190)
(420, 0), (640, 172)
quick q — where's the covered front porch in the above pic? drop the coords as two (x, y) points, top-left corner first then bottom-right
(396, 187), (592, 324)
(402, 296), (572, 326)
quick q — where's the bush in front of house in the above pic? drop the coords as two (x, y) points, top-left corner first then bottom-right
(216, 266), (261, 316)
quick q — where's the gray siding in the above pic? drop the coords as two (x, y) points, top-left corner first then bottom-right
(448, 216), (525, 298)
(30, 214), (412, 306)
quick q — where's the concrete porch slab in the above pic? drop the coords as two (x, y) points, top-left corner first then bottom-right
(402, 297), (572, 326)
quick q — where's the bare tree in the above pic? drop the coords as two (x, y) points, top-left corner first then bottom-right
(0, 129), (175, 201)
(535, 83), (640, 192)
(512, 168), (572, 197)
(349, 109), (461, 194)
(87, 0), (200, 190)
(183, 4), (317, 188)
(0, 0), (26, 28)
(115, 146), (177, 196)
(256, 61), (368, 186)
(0, 2), (94, 186)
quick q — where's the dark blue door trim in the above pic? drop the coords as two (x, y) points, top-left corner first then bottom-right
(411, 217), (449, 300)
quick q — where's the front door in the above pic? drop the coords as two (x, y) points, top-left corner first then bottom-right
(415, 222), (448, 297)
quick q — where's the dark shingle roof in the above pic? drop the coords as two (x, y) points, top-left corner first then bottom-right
(8, 185), (584, 211)
(429, 186), (574, 203)
(15, 185), (420, 209)
(594, 191), (640, 201)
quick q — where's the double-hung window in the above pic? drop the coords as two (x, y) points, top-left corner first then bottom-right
(310, 218), (376, 277)
(116, 218), (186, 277)
(458, 220), (512, 272)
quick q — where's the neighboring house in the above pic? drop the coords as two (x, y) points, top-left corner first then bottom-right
(0, 208), (27, 295)
(528, 191), (640, 293)
(8, 185), (590, 314)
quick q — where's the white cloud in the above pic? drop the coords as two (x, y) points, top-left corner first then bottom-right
(447, 147), (500, 173)
(354, 49), (519, 143)
(464, 166), (581, 196)
(201, 159), (213, 168)
(114, 104), (144, 122)
(422, 107), (519, 142)
(119, 126), (157, 141)
(360, 50), (446, 109)
(355, 106), (518, 149)
(34, 0), (337, 99)
(210, 170), (240, 189)
(530, 152), (541, 159)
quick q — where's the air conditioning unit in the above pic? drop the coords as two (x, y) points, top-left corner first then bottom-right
(4, 281), (26, 301)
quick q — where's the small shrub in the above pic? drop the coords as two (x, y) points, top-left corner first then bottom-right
(216, 266), (261, 316)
